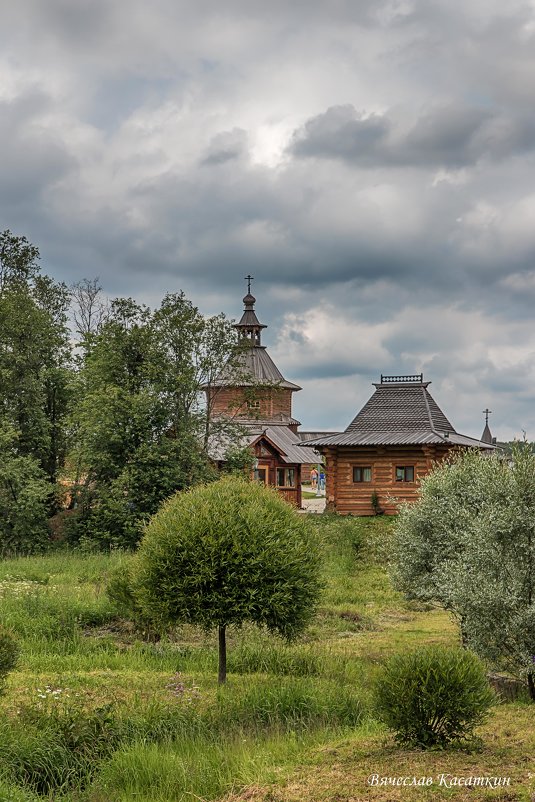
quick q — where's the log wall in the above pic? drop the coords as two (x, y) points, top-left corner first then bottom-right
(324, 444), (452, 515)
(209, 386), (293, 419)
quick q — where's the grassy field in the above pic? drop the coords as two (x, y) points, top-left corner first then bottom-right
(0, 515), (533, 801)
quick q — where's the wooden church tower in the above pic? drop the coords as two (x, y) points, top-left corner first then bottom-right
(208, 276), (302, 426)
(207, 277), (313, 508)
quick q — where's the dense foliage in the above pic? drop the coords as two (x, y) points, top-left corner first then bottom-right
(0, 424), (52, 556)
(0, 229), (251, 551)
(0, 231), (70, 553)
(67, 293), (250, 547)
(394, 443), (535, 698)
(0, 230), (71, 492)
(117, 476), (323, 682)
(374, 646), (495, 747)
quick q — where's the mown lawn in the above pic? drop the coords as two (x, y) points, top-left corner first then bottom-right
(0, 515), (533, 802)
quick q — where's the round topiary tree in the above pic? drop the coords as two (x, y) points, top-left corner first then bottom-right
(374, 646), (495, 748)
(132, 476), (323, 683)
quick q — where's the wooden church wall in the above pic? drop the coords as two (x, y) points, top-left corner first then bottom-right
(209, 387), (293, 419)
(324, 444), (452, 516)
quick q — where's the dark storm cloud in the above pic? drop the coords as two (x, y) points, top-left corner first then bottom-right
(0, 89), (75, 208)
(200, 128), (249, 166)
(291, 107), (392, 166)
(291, 103), (535, 168)
(1, 0), (534, 438)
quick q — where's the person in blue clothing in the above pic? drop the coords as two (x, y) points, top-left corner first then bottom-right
(319, 470), (326, 492)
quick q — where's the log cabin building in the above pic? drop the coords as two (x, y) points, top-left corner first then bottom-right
(305, 374), (494, 515)
(206, 282), (318, 508)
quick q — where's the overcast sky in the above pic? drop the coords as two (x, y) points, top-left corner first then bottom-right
(2, 0), (534, 439)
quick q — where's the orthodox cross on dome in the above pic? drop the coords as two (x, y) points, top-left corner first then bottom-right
(481, 408), (493, 445)
(245, 274), (254, 294)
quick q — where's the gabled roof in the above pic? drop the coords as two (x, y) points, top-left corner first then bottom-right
(259, 425), (314, 464)
(304, 375), (495, 449)
(208, 421), (317, 464)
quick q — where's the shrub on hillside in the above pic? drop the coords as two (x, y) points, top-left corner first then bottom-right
(374, 646), (495, 748)
(106, 558), (161, 639)
(0, 628), (19, 695)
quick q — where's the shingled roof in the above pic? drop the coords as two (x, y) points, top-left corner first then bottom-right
(305, 374), (495, 449)
(208, 420), (316, 464)
(211, 346), (301, 390)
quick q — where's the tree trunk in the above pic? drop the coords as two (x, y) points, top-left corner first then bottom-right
(459, 616), (469, 648)
(527, 672), (535, 702)
(218, 625), (227, 685)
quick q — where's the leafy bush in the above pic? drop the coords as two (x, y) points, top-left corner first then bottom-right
(106, 559), (145, 621)
(64, 484), (143, 551)
(0, 628), (18, 694)
(374, 646), (495, 747)
(106, 558), (161, 639)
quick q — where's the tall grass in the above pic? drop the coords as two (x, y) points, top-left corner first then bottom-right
(0, 678), (364, 797)
(0, 518), (404, 801)
(91, 730), (320, 802)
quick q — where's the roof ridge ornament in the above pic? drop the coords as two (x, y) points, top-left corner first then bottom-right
(380, 373), (424, 384)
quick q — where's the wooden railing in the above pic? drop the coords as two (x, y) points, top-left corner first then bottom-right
(277, 487), (299, 507)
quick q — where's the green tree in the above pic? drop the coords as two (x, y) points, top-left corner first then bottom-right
(393, 444), (535, 699)
(0, 422), (51, 555)
(393, 449), (503, 612)
(0, 231), (71, 490)
(0, 229), (40, 291)
(151, 292), (246, 450)
(67, 292), (240, 547)
(128, 476), (323, 683)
